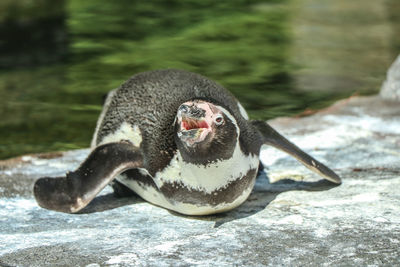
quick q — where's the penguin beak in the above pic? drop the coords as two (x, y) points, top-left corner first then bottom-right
(178, 116), (210, 146)
(177, 104), (212, 146)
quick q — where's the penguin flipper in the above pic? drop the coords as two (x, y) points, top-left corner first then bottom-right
(34, 141), (143, 213)
(251, 120), (341, 184)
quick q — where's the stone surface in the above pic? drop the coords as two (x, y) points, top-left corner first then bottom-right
(381, 54), (400, 101)
(1, 96), (400, 266)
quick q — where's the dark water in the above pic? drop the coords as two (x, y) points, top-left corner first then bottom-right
(0, 0), (399, 159)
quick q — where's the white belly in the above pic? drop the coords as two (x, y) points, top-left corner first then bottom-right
(117, 142), (259, 215)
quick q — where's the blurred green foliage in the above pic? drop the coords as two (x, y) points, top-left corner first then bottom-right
(0, 0), (397, 159)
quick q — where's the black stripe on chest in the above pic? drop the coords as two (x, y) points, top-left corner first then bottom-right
(159, 168), (258, 206)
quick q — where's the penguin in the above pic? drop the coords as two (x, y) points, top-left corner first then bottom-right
(33, 69), (341, 215)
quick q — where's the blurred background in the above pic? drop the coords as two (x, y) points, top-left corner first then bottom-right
(0, 0), (399, 159)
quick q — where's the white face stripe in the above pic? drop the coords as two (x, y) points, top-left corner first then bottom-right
(98, 122), (143, 147)
(214, 104), (240, 135)
(237, 102), (249, 120)
(91, 89), (117, 148)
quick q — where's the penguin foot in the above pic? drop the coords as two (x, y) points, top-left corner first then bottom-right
(33, 176), (87, 213)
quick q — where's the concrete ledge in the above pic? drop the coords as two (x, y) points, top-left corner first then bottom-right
(1, 95), (399, 266)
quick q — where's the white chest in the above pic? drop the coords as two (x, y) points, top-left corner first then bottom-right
(155, 143), (259, 193)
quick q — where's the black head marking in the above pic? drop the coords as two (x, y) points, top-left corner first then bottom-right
(179, 103), (206, 118)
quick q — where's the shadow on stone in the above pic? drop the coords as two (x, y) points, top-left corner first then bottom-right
(167, 171), (339, 228)
(77, 193), (144, 214)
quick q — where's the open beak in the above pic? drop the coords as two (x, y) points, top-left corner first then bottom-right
(177, 104), (211, 146)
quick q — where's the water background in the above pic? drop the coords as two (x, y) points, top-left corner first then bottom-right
(1, 0), (399, 159)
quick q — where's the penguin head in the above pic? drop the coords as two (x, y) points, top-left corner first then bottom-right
(174, 99), (238, 163)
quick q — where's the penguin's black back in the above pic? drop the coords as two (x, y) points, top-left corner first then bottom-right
(96, 69), (258, 175)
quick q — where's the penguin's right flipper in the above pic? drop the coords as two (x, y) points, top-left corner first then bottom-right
(251, 120), (341, 184)
(34, 141), (143, 213)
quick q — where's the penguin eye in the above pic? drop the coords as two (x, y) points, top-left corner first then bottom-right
(214, 115), (224, 125)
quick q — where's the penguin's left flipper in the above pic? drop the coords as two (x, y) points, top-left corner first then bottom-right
(34, 141), (143, 213)
(251, 120), (341, 184)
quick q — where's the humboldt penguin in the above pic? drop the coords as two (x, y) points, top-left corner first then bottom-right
(34, 69), (341, 215)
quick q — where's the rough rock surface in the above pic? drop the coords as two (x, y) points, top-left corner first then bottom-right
(1, 96), (400, 266)
(381, 54), (400, 101)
